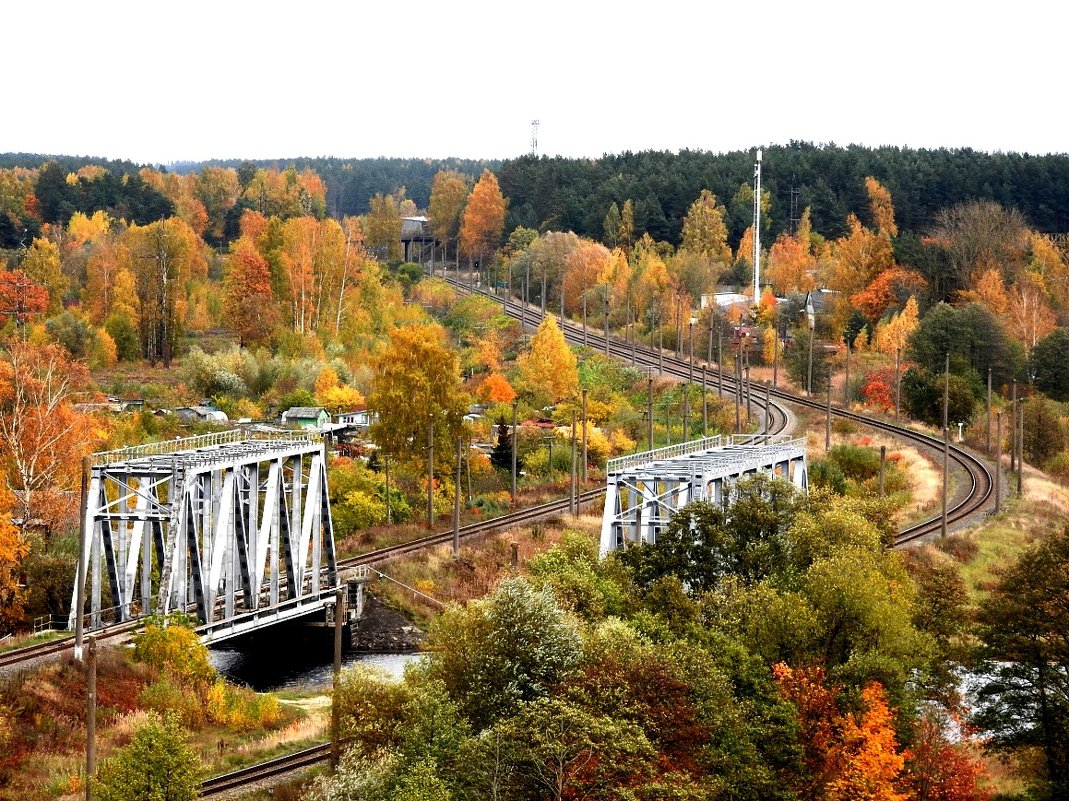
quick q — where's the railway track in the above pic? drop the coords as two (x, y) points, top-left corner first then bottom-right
(0, 619), (140, 671)
(446, 278), (995, 547)
(3, 277), (996, 799)
(201, 742), (332, 797)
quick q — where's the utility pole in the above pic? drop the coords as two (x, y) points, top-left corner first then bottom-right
(878, 445), (886, 497)
(85, 635), (97, 801)
(752, 149), (762, 301)
(582, 293), (588, 345)
(647, 371), (654, 452)
(453, 436), (462, 558)
(772, 322), (779, 388)
(707, 312), (714, 365)
(941, 426), (949, 538)
(570, 410), (578, 517)
(764, 383), (770, 435)
(717, 323), (723, 398)
(659, 326), (664, 375)
(1018, 398), (1025, 497)
(844, 343), (851, 407)
(604, 297), (610, 357)
(331, 587), (344, 770)
(581, 389), (588, 483)
(986, 367), (993, 455)
(745, 348), (752, 425)
(510, 399), (518, 506)
(682, 384), (689, 445)
(894, 347), (901, 423)
(1010, 381), (1017, 473)
(734, 354), (741, 434)
(702, 365), (708, 438)
(384, 456), (391, 524)
(994, 412), (1002, 513)
(825, 366), (832, 451)
(427, 418), (434, 528)
(807, 326), (815, 397)
(943, 352), (950, 433)
(75, 456), (90, 661)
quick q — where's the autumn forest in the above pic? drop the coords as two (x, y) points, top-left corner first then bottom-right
(2, 143), (1069, 800)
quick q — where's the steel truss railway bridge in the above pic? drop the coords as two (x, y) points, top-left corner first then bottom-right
(600, 434), (807, 556)
(69, 430), (341, 643)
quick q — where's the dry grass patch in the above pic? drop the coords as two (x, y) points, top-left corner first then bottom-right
(369, 512), (603, 623)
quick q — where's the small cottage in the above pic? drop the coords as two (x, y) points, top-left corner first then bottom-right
(283, 406), (331, 430)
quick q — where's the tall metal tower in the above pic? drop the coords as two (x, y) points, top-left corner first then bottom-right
(531, 119), (540, 157)
(752, 149), (762, 302)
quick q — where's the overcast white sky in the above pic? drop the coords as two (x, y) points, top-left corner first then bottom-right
(3, 0), (1065, 165)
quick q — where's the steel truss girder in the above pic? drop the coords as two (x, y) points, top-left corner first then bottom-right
(70, 438), (338, 638)
(600, 438), (808, 556)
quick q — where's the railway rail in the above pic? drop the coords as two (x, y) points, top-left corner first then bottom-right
(201, 742), (332, 797)
(196, 277), (996, 794)
(447, 278), (995, 548)
(2, 275), (997, 797)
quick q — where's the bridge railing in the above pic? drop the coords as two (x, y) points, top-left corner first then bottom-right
(92, 429), (322, 466)
(607, 436), (724, 473)
(607, 434), (807, 474)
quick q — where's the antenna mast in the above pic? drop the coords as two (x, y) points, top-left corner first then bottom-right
(530, 120), (540, 157)
(752, 148), (762, 303)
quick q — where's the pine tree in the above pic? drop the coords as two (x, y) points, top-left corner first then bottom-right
(490, 416), (516, 471)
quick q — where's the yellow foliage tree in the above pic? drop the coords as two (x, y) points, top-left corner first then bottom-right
(319, 385), (365, 414)
(958, 267), (1009, 316)
(517, 315), (578, 404)
(680, 189), (731, 263)
(864, 177), (898, 238)
(1006, 270), (1056, 354)
(0, 486), (29, 631)
(872, 296), (920, 356)
(22, 238), (66, 315)
(1030, 232), (1069, 310)
(368, 324), (468, 463)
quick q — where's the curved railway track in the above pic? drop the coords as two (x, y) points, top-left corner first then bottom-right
(194, 280), (996, 796)
(446, 278), (995, 548)
(1, 277), (996, 800)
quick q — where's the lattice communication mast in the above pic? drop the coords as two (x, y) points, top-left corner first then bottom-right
(530, 119), (540, 157)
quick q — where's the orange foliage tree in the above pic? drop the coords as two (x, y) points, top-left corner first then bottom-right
(477, 372), (516, 405)
(0, 270), (48, 328)
(223, 237), (279, 347)
(957, 268), (1009, 316)
(0, 485), (28, 631)
(459, 170), (507, 267)
(774, 663), (910, 801)
(562, 239), (613, 313)
(0, 342), (96, 531)
(850, 267), (927, 323)
(864, 177), (898, 237)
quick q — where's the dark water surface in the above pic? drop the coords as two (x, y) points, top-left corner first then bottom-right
(207, 621), (422, 692)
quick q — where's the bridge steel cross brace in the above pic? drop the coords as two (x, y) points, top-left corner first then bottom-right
(599, 435), (807, 556)
(69, 430), (338, 640)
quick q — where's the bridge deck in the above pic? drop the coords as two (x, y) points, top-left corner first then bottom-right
(600, 435), (807, 555)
